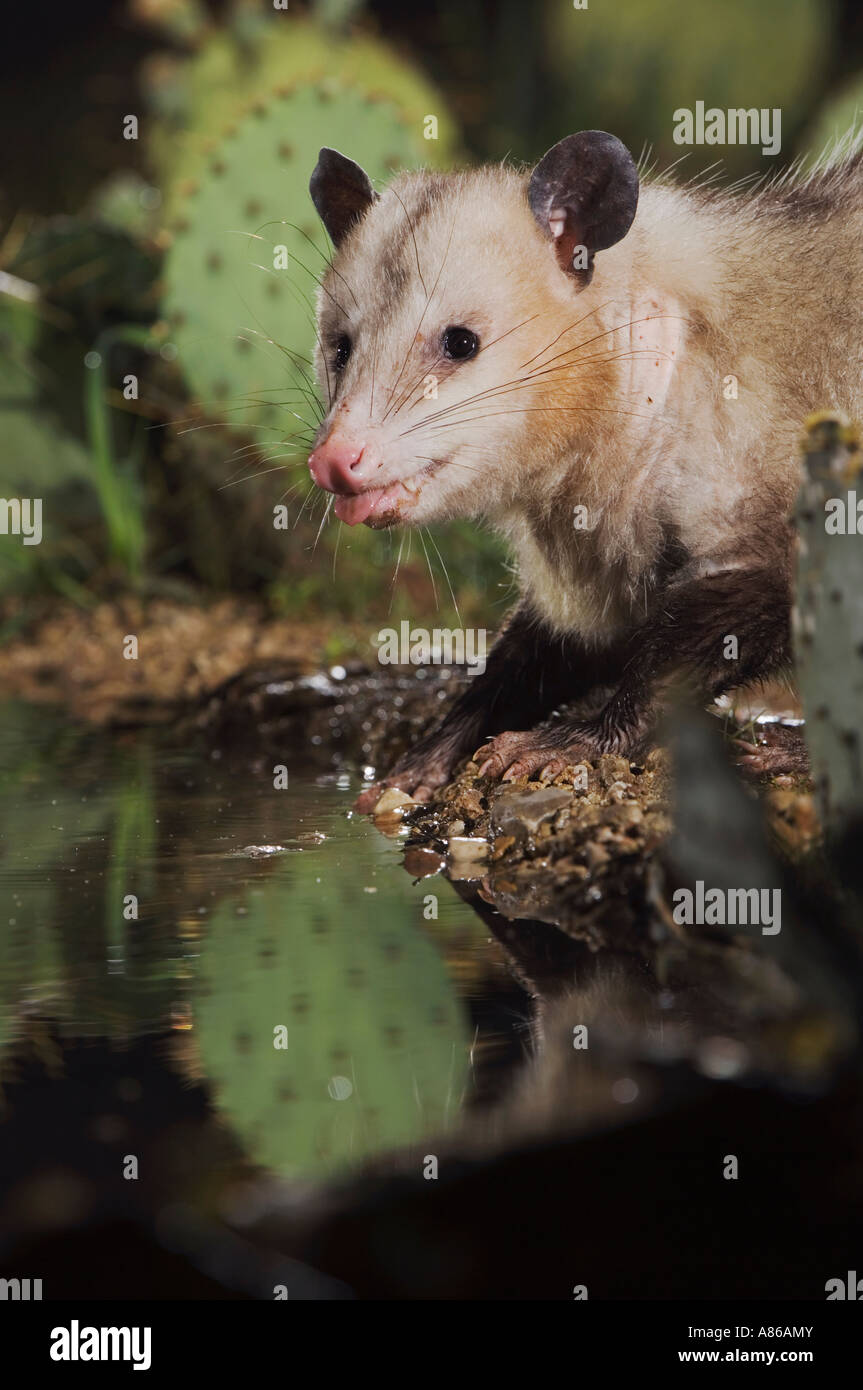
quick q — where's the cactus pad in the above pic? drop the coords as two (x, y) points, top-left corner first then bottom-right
(193, 861), (470, 1178)
(162, 82), (427, 434)
(792, 411), (863, 834)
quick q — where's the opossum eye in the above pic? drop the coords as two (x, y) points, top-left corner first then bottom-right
(442, 326), (479, 361)
(333, 335), (352, 371)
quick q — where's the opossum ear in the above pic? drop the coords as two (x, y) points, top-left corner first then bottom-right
(529, 131), (639, 289)
(309, 147), (378, 246)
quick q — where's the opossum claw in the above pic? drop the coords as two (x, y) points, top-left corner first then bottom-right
(353, 755), (453, 812)
(476, 728), (595, 782)
(731, 732), (811, 780)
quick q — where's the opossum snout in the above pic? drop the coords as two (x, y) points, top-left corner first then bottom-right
(308, 434), (376, 495)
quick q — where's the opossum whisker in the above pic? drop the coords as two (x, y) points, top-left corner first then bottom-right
(309, 488), (330, 523)
(261, 249), (351, 322)
(411, 403), (654, 435)
(397, 363), (655, 438)
(396, 353), (624, 430)
(220, 439), (308, 485)
(399, 373), (545, 432)
(240, 274), (333, 412)
(369, 322), (379, 421)
(231, 367), (323, 422)
(220, 458), (267, 489)
(261, 218), (360, 308)
(389, 184), (428, 298)
(480, 347), (666, 407)
(381, 215), (456, 419)
(166, 386), (315, 420)
(277, 249), (349, 318)
(170, 414), (303, 436)
(389, 530), (407, 609)
(388, 313), (542, 422)
(331, 517), (343, 581)
(423, 523), (462, 624)
(217, 460), (301, 490)
(389, 313), (542, 422)
(417, 526), (438, 607)
(230, 274), (331, 410)
(482, 311), (544, 354)
(313, 208), (364, 330)
(224, 440), (269, 465)
(231, 326), (325, 421)
(235, 436), (312, 465)
(275, 478), (306, 506)
(396, 351), (661, 429)
(525, 314), (690, 377)
(238, 404), (317, 435)
(164, 383), (319, 431)
(518, 299), (617, 369)
(386, 351), (445, 422)
(293, 481), (319, 528)
(531, 345), (672, 377)
(409, 451), (483, 478)
(313, 494), (334, 551)
(251, 262), (319, 328)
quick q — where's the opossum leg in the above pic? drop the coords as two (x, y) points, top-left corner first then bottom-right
(356, 604), (622, 809)
(475, 566), (793, 782)
(731, 727), (810, 779)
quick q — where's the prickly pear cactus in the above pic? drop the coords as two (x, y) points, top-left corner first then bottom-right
(162, 81), (425, 433)
(792, 411), (863, 834)
(145, 12), (456, 208)
(193, 868), (469, 1177)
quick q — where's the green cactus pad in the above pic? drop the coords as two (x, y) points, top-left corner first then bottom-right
(793, 411), (863, 834)
(162, 81), (428, 435)
(146, 14), (456, 208)
(193, 858), (470, 1178)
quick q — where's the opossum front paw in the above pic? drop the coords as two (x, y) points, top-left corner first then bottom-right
(475, 726), (596, 782)
(731, 728), (811, 780)
(354, 752), (455, 812)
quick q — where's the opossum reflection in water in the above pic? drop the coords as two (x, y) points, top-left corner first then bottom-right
(306, 130), (863, 802)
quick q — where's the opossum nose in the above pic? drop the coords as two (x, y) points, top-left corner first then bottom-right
(308, 437), (370, 494)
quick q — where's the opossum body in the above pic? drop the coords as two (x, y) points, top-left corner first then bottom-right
(307, 131), (863, 799)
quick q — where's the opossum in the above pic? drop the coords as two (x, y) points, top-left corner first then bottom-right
(306, 130), (863, 802)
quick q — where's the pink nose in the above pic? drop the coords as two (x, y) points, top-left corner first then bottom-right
(308, 436), (369, 494)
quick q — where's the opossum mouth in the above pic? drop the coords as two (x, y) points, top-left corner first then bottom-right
(333, 460), (445, 528)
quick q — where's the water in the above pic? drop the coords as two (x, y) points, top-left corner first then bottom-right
(3, 697), (860, 1300)
(0, 700), (526, 1258)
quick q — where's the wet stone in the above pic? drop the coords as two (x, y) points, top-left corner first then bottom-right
(490, 785), (573, 844)
(447, 836), (490, 879)
(402, 845), (445, 878)
(373, 787), (416, 814)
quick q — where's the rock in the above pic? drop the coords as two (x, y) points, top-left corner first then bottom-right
(598, 755), (632, 788)
(607, 780), (634, 803)
(585, 842), (611, 870)
(403, 845), (445, 879)
(373, 787), (417, 814)
(447, 837), (490, 878)
(490, 785), (573, 844)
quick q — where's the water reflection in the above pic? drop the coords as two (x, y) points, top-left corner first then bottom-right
(0, 702), (518, 1193)
(2, 697), (862, 1299)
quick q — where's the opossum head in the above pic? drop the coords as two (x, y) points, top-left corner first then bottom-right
(307, 132), (639, 528)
